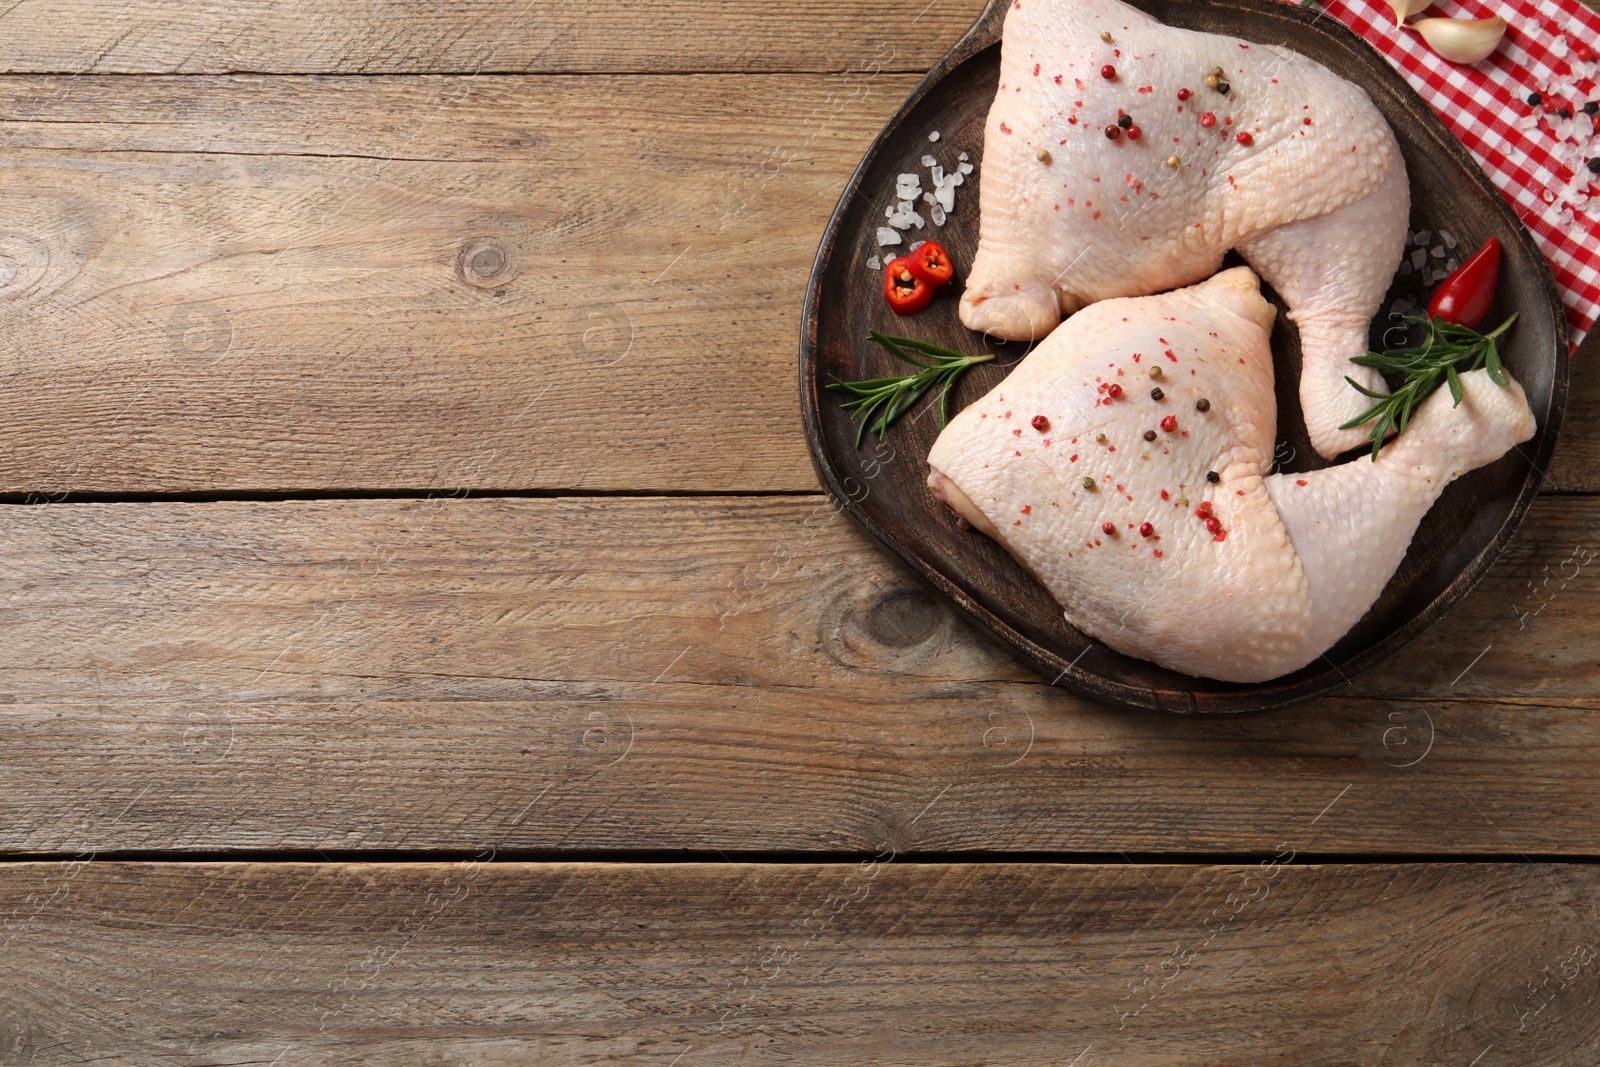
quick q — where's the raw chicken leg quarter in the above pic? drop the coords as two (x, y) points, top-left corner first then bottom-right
(962, 0), (1410, 458)
(927, 268), (1535, 682)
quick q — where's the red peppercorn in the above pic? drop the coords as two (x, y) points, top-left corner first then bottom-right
(1177, 87), (1192, 100)
(1105, 124), (1122, 140)
(1139, 521), (1155, 538)
(1235, 131), (1254, 146)
(1194, 501), (1213, 518)
(1101, 64), (1117, 80)
(1126, 125), (1142, 140)
(1205, 516), (1222, 534)
(1102, 521), (1117, 536)
(1106, 383), (1123, 399)
(1031, 415), (1050, 432)
(1160, 415), (1177, 433)
(1200, 112), (1216, 128)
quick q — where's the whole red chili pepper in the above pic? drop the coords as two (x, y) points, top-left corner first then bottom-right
(882, 255), (934, 316)
(1427, 237), (1501, 328)
(907, 240), (955, 287)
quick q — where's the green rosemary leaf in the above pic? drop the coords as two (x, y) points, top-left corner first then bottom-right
(830, 334), (996, 446)
(1342, 314), (1517, 460)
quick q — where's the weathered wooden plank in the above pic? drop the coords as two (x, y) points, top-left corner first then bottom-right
(0, 73), (922, 494)
(1546, 333), (1600, 491)
(1, 494), (1597, 855)
(0, 861), (1594, 1065)
(0, 0), (984, 74)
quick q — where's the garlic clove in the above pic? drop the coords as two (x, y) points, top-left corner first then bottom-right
(1388, 0), (1431, 27)
(1410, 16), (1508, 65)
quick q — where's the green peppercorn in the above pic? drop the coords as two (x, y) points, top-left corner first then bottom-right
(1082, 477), (1096, 490)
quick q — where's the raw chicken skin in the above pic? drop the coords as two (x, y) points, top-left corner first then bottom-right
(927, 268), (1535, 682)
(961, 0), (1409, 458)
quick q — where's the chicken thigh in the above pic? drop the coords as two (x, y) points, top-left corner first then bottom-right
(927, 268), (1534, 682)
(960, 0), (1409, 458)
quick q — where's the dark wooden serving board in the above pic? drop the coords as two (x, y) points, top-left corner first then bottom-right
(799, 0), (1568, 715)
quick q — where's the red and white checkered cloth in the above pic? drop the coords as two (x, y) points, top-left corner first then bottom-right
(1296, 0), (1600, 348)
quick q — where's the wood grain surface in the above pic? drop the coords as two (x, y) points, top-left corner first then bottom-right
(0, 0), (987, 74)
(1, 494), (1596, 855)
(0, 71), (1593, 495)
(2, 860), (1596, 1065)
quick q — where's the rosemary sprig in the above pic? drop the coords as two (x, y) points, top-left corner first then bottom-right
(1339, 313), (1517, 460)
(827, 331), (995, 446)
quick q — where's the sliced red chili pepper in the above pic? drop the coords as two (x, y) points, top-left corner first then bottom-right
(1427, 237), (1500, 329)
(882, 255), (934, 316)
(907, 240), (955, 287)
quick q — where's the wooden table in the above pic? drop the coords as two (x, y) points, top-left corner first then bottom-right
(1, 2), (1597, 1063)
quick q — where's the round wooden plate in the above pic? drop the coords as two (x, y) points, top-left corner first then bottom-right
(799, 0), (1569, 714)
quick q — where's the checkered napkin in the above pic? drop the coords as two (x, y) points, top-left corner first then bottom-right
(1295, 0), (1600, 348)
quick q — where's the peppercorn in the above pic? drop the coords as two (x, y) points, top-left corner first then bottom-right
(1205, 516), (1222, 534)
(1082, 477), (1096, 490)
(1589, 157), (1600, 174)
(1200, 112), (1216, 128)
(1139, 522), (1155, 538)
(1235, 131), (1253, 146)
(1206, 470), (1220, 483)
(1102, 521), (1117, 535)
(1101, 64), (1117, 80)
(1036, 148), (1053, 164)
(1195, 397), (1211, 413)
(1165, 155), (1180, 168)
(1160, 415), (1178, 433)
(1105, 124), (1122, 140)
(1216, 80), (1230, 95)
(1118, 114), (1133, 129)
(1150, 387), (1164, 401)
(1143, 429), (1157, 442)
(1205, 72), (1220, 89)
(1031, 415), (1050, 432)
(1126, 125), (1142, 140)
(1558, 107), (1572, 119)
(1100, 30), (1113, 42)
(1527, 92), (1542, 106)
(1587, 101), (1599, 116)
(1149, 366), (1163, 379)
(1096, 433), (1107, 443)
(1177, 87), (1192, 101)
(1107, 383), (1123, 399)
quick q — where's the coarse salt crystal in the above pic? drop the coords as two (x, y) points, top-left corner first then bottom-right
(1445, 257), (1459, 272)
(1442, 230), (1457, 249)
(929, 131), (940, 142)
(909, 240), (925, 251)
(957, 162), (974, 175)
(958, 150), (969, 160)
(921, 154), (937, 167)
(1415, 229), (1431, 244)
(931, 203), (948, 226)
(866, 255), (881, 270)
(931, 164), (946, 186)
(1431, 245), (1445, 258)
(936, 186), (956, 213)
(1411, 249), (1426, 269)
(877, 227), (902, 246)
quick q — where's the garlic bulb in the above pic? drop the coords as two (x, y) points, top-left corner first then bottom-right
(1388, 0), (1431, 27)
(1410, 16), (1508, 64)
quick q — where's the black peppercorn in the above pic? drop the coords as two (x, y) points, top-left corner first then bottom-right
(1206, 470), (1220, 483)
(1527, 92), (1542, 105)
(1588, 157), (1600, 174)
(1558, 107), (1572, 119)
(1150, 387), (1165, 401)
(1195, 397), (1211, 413)
(1216, 80), (1230, 94)
(1586, 101), (1599, 115)
(1117, 113), (1133, 129)
(1143, 429), (1157, 442)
